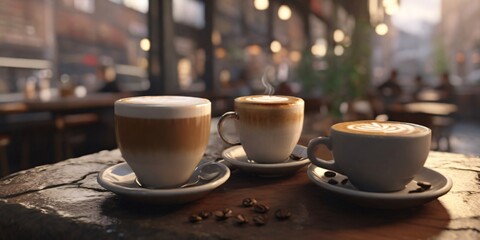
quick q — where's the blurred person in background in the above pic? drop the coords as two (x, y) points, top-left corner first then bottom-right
(435, 72), (455, 103)
(412, 74), (427, 101)
(97, 62), (120, 93)
(377, 69), (403, 108)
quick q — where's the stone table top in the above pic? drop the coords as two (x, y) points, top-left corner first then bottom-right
(0, 133), (479, 239)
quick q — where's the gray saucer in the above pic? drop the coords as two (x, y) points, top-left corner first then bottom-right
(307, 164), (452, 209)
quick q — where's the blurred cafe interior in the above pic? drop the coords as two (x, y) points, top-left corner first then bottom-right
(0, 0), (479, 177)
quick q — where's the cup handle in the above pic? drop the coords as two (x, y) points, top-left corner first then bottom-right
(217, 111), (240, 145)
(307, 137), (341, 173)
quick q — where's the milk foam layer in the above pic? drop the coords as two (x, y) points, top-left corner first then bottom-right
(333, 120), (429, 137)
(115, 96), (211, 119)
(245, 96), (289, 103)
(237, 95), (303, 105)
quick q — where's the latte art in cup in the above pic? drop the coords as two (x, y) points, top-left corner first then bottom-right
(347, 122), (417, 134)
(333, 120), (429, 136)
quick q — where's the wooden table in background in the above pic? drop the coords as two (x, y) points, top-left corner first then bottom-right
(0, 92), (132, 114)
(0, 121), (479, 239)
(403, 102), (458, 116)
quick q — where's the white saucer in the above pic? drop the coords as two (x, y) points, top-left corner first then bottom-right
(307, 164), (452, 209)
(97, 162), (230, 204)
(222, 145), (310, 177)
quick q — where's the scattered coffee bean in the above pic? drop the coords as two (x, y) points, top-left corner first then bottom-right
(223, 208), (233, 217)
(416, 181), (432, 190)
(214, 208), (233, 220)
(198, 210), (210, 219)
(341, 178), (349, 185)
(242, 197), (257, 207)
(189, 214), (202, 223)
(327, 179), (338, 185)
(214, 210), (224, 219)
(408, 187), (425, 193)
(253, 204), (270, 213)
(252, 215), (268, 226)
(275, 208), (291, 220)
(235, 214), (248, 225)
(324, 171), (336, 178)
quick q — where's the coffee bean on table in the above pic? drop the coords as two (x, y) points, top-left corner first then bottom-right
(252, 215), (268, 226)
(341, 178), (349, 185)
(416, 181), (432, 190)
(223, 208), (233, 217)
(214, 210), (225, 220)
(189, 214), (203, 223)
(253, 204), (270, 213)
(198, 210), (210, 219)
(327, 179), (338, 185)
(214, 208), (233, 220)
(275, 209), (291, 220)
(324, 171), (336, 178)
(235, 214), (248, 225)
(242, 197), (257, 207)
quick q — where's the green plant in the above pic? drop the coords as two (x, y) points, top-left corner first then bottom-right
(296, 46), (369, 118)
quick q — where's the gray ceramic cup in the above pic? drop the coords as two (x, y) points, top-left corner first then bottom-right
(307, 120), (431, 192)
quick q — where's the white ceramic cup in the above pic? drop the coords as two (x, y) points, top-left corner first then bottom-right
(307, 120), (431, 192)
(115, 96), (211, 189)
(218, 95), (304, 164)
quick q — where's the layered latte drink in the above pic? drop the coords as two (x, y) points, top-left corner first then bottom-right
(115, 96), (211, 188)
(218, 95), (304, 163)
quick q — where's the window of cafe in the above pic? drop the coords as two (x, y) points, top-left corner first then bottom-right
(0, 0), (149, 98)
(0, 0), (149, 174)
(172, 0), (207, 92)
(213, 0), (271, 95)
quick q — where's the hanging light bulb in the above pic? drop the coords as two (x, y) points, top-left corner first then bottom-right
(270, 40), (282, 53)
(375, 23), (389, 36)
(254, 0), (269, 10)
(333, 29), (345, 43)
(311, 38), (327, 57)
(278, 5), (291, 20)
(140, 38), (150, 51)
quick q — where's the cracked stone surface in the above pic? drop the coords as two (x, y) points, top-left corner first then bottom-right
(0, 132), (479, 239)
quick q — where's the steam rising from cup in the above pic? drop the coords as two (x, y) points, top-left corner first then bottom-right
(261, 67), (275, 96)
